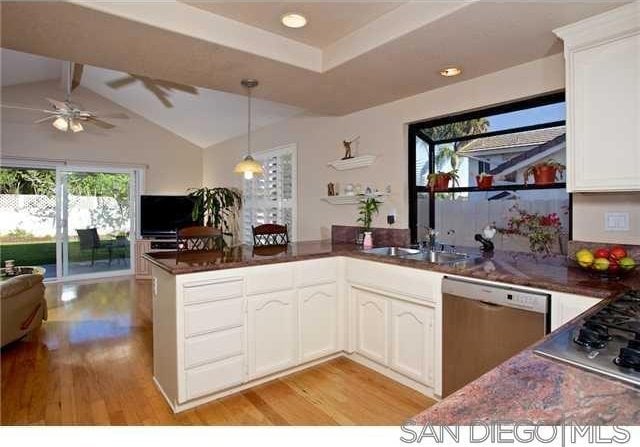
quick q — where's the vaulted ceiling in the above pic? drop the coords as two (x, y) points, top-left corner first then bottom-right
(1, 1), (627, 117)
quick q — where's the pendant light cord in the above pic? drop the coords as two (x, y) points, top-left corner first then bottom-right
(247, 84), (252, 157)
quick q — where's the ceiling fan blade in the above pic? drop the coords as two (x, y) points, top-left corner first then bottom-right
(34, 115), (57, 124)
(46, 97), (69, 111)
(143, 81), (174, 108)
(71, 63), (84, 92)
(152, 79), (198, 94)
(87, 117), (115, 129)
(97, 112), (129, 120)
(1, 104), (53, 113)
(106, 76), (137, 89)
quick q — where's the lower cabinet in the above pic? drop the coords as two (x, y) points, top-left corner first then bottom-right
(355, 288), (389, 365)
(390, 300), (435, 386)
(299, 283), (338, 363)
(551, 292), (602, 330)
(353, 286), (436, 387)
(247, 290), (298, 379)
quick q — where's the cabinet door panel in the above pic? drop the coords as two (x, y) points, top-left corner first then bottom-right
(551, 293), (601, 330)
(247, 290), (298, 378)
(390, 300), (435, 385)
(299, 284), (338, 363)
(570, 34), (640, 191)
(354, 288), (388, 365)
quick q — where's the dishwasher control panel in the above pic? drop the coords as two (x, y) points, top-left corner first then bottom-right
(445, 278), (549, 314)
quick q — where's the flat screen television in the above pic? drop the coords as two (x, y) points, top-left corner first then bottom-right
(140, 195), (199, 238)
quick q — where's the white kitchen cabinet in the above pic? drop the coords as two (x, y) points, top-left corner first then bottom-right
(299, 283), (338, 363)
(354, 287), (389, 365)
(554, 3), (640, 192)
(551, 292), (602, 330)
(247, 290), (298, 379)
(390, 300), (435, 386)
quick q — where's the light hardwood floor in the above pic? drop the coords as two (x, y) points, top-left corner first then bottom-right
(1, 278), (434, 425)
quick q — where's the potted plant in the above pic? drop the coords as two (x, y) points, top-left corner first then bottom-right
(524, 160), (565, 185)
(427, 170), (459, 192)
(476, 172), (494, 189)
(188, 187), (243, 243)
(357, 195), (382, 247)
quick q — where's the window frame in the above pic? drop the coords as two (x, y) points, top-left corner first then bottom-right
(408, 91), (571, 243)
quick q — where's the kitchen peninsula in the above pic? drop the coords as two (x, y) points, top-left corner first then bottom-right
(144, 238), (639, 417)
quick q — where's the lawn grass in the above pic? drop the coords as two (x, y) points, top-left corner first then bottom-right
(0, 241), (126, 266)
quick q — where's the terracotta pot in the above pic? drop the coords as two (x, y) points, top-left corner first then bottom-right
(430, 174), (451, 191)
(532, 166), (557, 185)
(476, 175), (493, 189)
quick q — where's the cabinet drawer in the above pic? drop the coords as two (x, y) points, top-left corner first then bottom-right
(185, 355), (244, 401)
(184, 298), (243, 338)
(347, 258), (440, 303)
(295, 259), (338, 287)
(245, 264), (295, 295)
(184, 327), (243, 369)
(182, 278), (243, 305)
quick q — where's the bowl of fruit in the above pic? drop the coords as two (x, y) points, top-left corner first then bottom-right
(573, 246), (637, 280)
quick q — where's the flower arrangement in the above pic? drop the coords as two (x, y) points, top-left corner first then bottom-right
(497, 204), (563, 254)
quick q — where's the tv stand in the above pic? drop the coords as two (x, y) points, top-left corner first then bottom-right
(135, 237), (177, 279)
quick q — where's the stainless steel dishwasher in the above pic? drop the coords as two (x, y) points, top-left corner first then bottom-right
(442, 277), (550, 397)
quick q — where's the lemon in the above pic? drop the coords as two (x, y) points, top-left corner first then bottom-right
(576, 249), (594, 268)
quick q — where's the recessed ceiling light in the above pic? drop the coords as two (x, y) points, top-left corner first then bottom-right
(440, 67), (462, 77)
(281, 13), (307, 29)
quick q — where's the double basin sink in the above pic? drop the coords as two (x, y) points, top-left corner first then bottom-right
(362, 246), (474, 265)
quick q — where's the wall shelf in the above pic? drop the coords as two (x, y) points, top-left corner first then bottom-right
(322, 193), (388, 205)
(328, 155), (377, 171)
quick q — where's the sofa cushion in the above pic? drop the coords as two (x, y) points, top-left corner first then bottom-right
(1, 274), (45, 299)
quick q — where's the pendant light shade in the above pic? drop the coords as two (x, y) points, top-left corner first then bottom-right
(234, 79), (263, 179)
(234, 155), (263, 180)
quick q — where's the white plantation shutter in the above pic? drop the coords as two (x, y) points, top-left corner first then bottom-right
(243, 144), (297, 244)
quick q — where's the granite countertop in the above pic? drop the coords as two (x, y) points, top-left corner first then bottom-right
(143, 240), (639, 299)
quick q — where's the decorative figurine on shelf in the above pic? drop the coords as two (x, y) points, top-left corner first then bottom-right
(342, 136), (360, 160)
(327, 182), (336, 196)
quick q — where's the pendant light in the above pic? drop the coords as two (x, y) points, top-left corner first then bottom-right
(234, 79), (263, 180)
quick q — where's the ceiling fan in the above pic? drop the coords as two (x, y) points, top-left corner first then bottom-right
(1, 62), (129, 132)
(106, 73), (198, 108)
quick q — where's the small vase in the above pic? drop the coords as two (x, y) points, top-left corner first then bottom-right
(363, 231), (373, 249)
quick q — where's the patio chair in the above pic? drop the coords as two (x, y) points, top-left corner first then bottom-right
(76, 228), (113, 266)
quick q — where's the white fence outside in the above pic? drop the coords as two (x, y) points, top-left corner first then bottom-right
(0, 194), (130, 238)
(418, 197), (570, 254)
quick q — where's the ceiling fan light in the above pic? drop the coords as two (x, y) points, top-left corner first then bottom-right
(70, 120), (84, 133)
(52, 117), (69, 132)
(234, 155), (264, 180)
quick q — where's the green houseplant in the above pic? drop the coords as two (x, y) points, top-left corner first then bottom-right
(188, 187), (243, 237)
(357, 195), (382, 232)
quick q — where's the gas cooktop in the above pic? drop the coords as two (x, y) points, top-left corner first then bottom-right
(535, 290), (640, 387)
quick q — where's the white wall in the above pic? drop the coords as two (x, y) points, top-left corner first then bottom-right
(203, 54), (570, 241)
(1, 80), (203, 194)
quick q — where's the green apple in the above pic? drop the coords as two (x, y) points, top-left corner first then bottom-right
(619, 257), (636, 271)
(593, 257), (610, 271)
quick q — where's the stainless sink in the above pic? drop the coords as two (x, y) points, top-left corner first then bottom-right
(363, 246), (421, 257)
(363, 246), (476, 265)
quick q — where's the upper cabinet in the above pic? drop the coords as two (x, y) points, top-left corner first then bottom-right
(554, 2), (640, 192)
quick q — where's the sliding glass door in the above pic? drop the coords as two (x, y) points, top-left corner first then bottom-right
(0, 163), (137, 280)
(59, 168), (135, 278)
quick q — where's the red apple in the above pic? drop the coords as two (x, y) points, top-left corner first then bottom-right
(594, 248), (610, 259)
(610, 246), (627, 260)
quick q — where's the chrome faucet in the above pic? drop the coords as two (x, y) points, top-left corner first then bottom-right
(422, 226), (439, 252)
